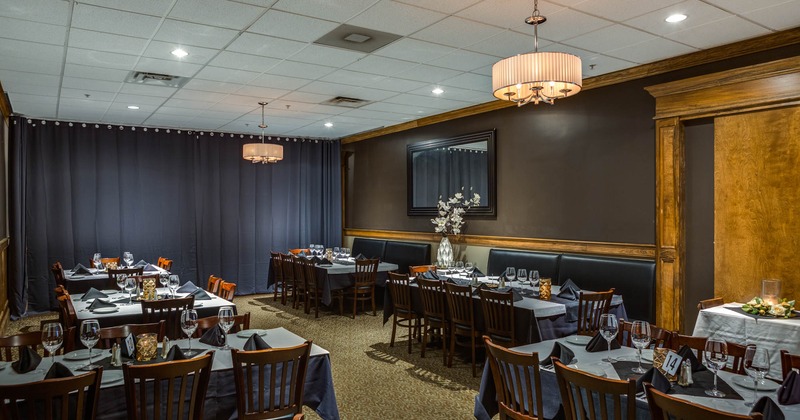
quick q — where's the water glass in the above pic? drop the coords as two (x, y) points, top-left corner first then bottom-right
(704, 338), (728, 397)
(455, 261), (465, 276)
(465, 262), (475, 276)
(123, 251), (134, 268)
(529, 270), (540, 287)
(218, 306), (235, 350)
(517, 269), (527, 285)
(743, 345), (770, 406)
(116, 274), (127, 295)
(630, 320), (651, 373)
(505, 267), (516, 286)
(92, 253), (102, 270)
(124, 276), (137, 304)
(159, 273), (169, 290)
(333, 247), (340, 258)
(181, 309), (199, 357)
(79, 319), (101, 370)
(599, 314), (618, 364)
(41, 322), (64, 363)
(168, 275), (180, 298)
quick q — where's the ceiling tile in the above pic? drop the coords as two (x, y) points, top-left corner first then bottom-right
(393, 64), (462, 83)
(236, 85), (291, 99)
(0, 39), (65, 61)
(153, 106), (203, 117)
(114, 93), (168, 106)
(0, 56), (62, 76)
(428, 50), (499, 72)
(218, 93), (273, 106)
(574, 0), (681, 21)
(3, 82), (59, 97)
(278, 91), (332, 104)
(182, 78), (245, 94)
(169, 0), (266, 29)
(0, 0), (72, 25)
(61, 76), (124, 93)
(72, 3), (161, 38)
(743, 1), (800, 30)
(412, 16), (504, 48)
(119, 83), (178, 97)
(194, 66), (261, 84)
(580, 54), (637, 76)
(11, 99), (58, 118)
(667, 16), (771, 49)
(227, 32), (308, 59)
(248, 9), (339, 42)
(66, 47), (138, 71)
(68, 29), (148, 56)
(384, 93), (471, 110)
(466, 30), (540, 57)
(373, 38), (456, 63)
(348, 0), (447, 36)
(266, 60), (337, 80)
(606, 37), (698, 64)
(365, 77), (428, 93)
(320, 70), (385, 87)
(250, 73), (312, 90)
(135, 57), (203, 78)
(0, 16), (67, 45)
(701, 0), (792, 14)
(563, 25), (656, 53)
(439, 72), (492, 91)
(208, 51), (281, 72)
(360, 101), (438, 115)
(208, 102), (256, 113)
(457, 0), (566, 29)
(60, 88), (117, 102)
(338, 108), (406, 121)
(344, 55), (418, 76)
(272, 0), (376, 23)
(155, 19), (240, 49)
(78, 0), (176, 17)
(162, 98), (216, 110)
(144, 114), (198, 126)
(624, 0), (736, 37)
(0, 69), (60, 87)
(142, 41), (220, 65)
(345, 87), (398, 102)
(408, 84), (490, 102)
(521, 8), (612, 42)
(395, 0), (482, 14)
(289, 44), (366, 67)
(59, 97), (112, 111)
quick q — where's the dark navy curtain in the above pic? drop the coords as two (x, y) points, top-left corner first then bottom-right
(412, 147), (488, 206)
(9, 117), (341, 316)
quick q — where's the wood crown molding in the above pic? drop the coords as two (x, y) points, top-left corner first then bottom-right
(343, 228), (655, 259)
(0, 81), (11, 118)
(342, 27), (800, 145)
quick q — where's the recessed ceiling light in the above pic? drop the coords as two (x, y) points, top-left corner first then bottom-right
(432, 87), (444, 95)
(324, 122), (333, 128)
(665, 14), (687, 23)
(171, 48), (188, 58)
(127, 105), (139, 110)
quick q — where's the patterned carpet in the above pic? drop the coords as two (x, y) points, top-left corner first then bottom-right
(6, 293), (483, 419)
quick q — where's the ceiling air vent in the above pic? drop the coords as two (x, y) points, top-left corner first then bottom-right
(323, 96), (371, 108)
(125, 71), (189, 88)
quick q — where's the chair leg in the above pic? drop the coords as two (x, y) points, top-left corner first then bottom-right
(407, 317), (413, 354)
(448, 328), (455, 368)
(390, 315), (397, 347)
(421, 321), (428, 358)
(441, 327), (447, 366)
(273, 280), (279, 301)
(352, 292), (357, 319)
(471, 335), (477, 377)
(371, 289), (376, 316)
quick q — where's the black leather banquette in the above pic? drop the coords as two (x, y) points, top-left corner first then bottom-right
(487, 248), (656, 323)
(351, 238), (431, 274)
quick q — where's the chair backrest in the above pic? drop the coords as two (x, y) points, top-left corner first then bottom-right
(353, 258), (379, 288)
(484, 336), (544, 420)
(417, 278), (446, 321)
(278, 253), (293, 283)
(617, 319), (673, 349)
(194, 312), (250, 338)
(289, 248), (309, 255)
(444, 282), (474, 328)
(300, 258), (319, 292)
(671, 334), (708, 362)
(270, 251), (283, 283)
(219, 281), (236, 301)
(91, 257), (121, 268)
(231, 341), (312, 419)
(58, 295), (78, 331)
(698, 297), (725, 309)
(123, 352), (214, 420)
(479, 289), (516, 347)
(107, 267), (144, 280)
(387, 273), (413, 314)
(409, 265), (437, 275)
(644, 382), (762, 420)
(781, 350), (800, 380)
(292, 256), (306, 291)
(157, 257), (173, 271)
(554, 359), (637, 420)
(576, 289), (615, 336)
(97, 321), (166, 349)
(1, 331), (42, 361)
(51, 261), (66, 288)
(0, 367), (102, 420)
(140, 296), (195, 340)
(206, 275), (222, 294)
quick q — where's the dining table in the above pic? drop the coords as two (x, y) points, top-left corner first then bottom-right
(693, 303), (800, 379)
(383, 276), (627, 344)
(65, 265), (170, 293)
(474, 335), (800, 420)
(0, 327), (340, 420)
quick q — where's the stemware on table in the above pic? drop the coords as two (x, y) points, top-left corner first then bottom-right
(41, 322), (64, 364)
(455, 261), (465, 275)
(599, 313), (618, 364)
(181, 309), (199, 357)
(92, 253), (102, 270)
(505, 267), (516, 287)
(123, 251), (134, 268)
(704, 338), (729, 397)
(743, 345), (770, 407)
(159, 273), (169, 290)
(529, 270), (540, 287)
(517, 268), (527, 285)
(168, 275), (180, 298)
(116, 274), (127, 296)
(630, 320), (651, 373)
(218, 306), (235, 350)
(79, 319), (101, 370)
(124, 276), (137, 305)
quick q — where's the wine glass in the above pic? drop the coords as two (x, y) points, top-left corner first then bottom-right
(455, 261), (465, 276)
(704, 338), (728, 397)
(124, 276), (137, 305)
(79, 319), (101, 370)
(317, 244), (324, 256)
(630, 320), (651, 373)
(123, 251), (133, 268)
(465, 262), (475, 276)
(599, 314), (619, 364)
(517, 269), (527, 286)
(743, 345), (770, 407)
(159, 273), (169, 292)
(333, 247), (340, 259)
(343, 248), (351, 258)
(181, 309), (199, 357)
(116, 274), (127, 296)
(529, 270), (540, 287)
(505, 267), (516, 287)
(169, 275), (180, 298)
(41, 322), (64, 364)
(218, 306), (235, 350)
(92, 253), (102, 270)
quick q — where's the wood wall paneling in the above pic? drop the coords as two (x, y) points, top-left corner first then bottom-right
(0, 81), (10, 332)
(714, 107), (800, 303)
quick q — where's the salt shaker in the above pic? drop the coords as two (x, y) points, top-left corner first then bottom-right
(111, 344), (121, 367)
(677, 359), (693, 386)
(162, 337), (170, 358)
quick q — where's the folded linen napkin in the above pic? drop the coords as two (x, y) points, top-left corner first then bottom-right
(88, 298), (116, 311)
(72, 263), (92, 276)
(243, 334), (271, 351)
(636, 367), (671, 393)
(421, 270), (439, 280)
(540, 342), (575, 369)
(495, 287), (524, 302)
(585, 332), (620, 352)
(199, 324), (226, 347)
(778, 370), (800, 405)
(82, 287), (109, 301)
(752, 397), (786, 420)
(164, 345), (187, 361)
(471, 268), (485, 277)
(12, 346), (42, 373)
(44, 362), (73, 379)
(557, 279), (581, 301)
(297, 251), (307, 257)
(143, 263), (159, 272)
(190, 288), (212, 300)
(355, 253), (366, 260)
(176, 281), (198, 293)
(134, 259), (148, 268)
(676, 345), (707, 372)
(472, 283), (490, 296)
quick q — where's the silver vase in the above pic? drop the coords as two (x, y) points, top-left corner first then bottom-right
(437, 236), (454, 267)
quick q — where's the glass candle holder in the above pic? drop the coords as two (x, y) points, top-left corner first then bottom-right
(539, 278), (552, 300)
(136, 333), (158, 361)
(142, 277), (157, 301)
(762, 278), (782, 306)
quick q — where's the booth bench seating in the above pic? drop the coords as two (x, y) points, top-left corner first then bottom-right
(487, 248), (656, 324)
(351, 238), (431, 275)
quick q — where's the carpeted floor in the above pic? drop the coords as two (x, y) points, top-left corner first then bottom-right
(6, 293), (483, 419)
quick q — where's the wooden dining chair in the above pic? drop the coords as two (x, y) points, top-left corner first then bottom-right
(780, 350), (800, 380)
(644, 382), (763, 419)
(479, 288), (516, 348)
(409, 265), (437, 276)
(484, 336), (545, 420)
(58, 294), (78, 331)
(670, 334), (745, 374)
(340, 258), (379, 319)
(698, 297), (725, 309)
(231, 341), (312, 420)
(301, 258), (324, 318)
(156, 257), (173, 271)
(445, 282), (482, 377)
(207, 275), (222, 295)
(554, 358), (637, 420)
(140, 296), (194, 340)
(219, 280), (237, 301)
(387, 272), (421, 354)
(576, 288), (615, 336)
(97, 321), (166, 349)
(107, 267), (144, 289)
(50, 261), (66, 288)
(0, 329), (75, 361)
(417, 278), (448, 364)
(617, 319), (673, 349)
(123, 352), (214, 420)
(0, 366), (102, 420)
(291, 255), (308, 311)
(90, 257), (121, 269)
(193, 312), (251, 338)
(270, 251), (290, 305)
(289, 248), (310, 255)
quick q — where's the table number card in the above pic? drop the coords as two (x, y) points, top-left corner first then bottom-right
(653, 348), (680, 381)
(661, 351), (683, 377)
(124, 333), (136, 358)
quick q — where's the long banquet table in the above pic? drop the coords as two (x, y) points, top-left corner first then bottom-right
(475, 336), (800, 420)
(383, 278), (627, 344)
(65, 266), (170, 293)
(0, 327), (340, 420)
(694, 303), (800, 379)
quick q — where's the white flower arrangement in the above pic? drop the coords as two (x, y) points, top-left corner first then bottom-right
(431, 188), (481, 236)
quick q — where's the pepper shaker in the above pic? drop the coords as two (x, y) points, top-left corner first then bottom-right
(162, 337), (170, 358)
(677, 359), (693, 387)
